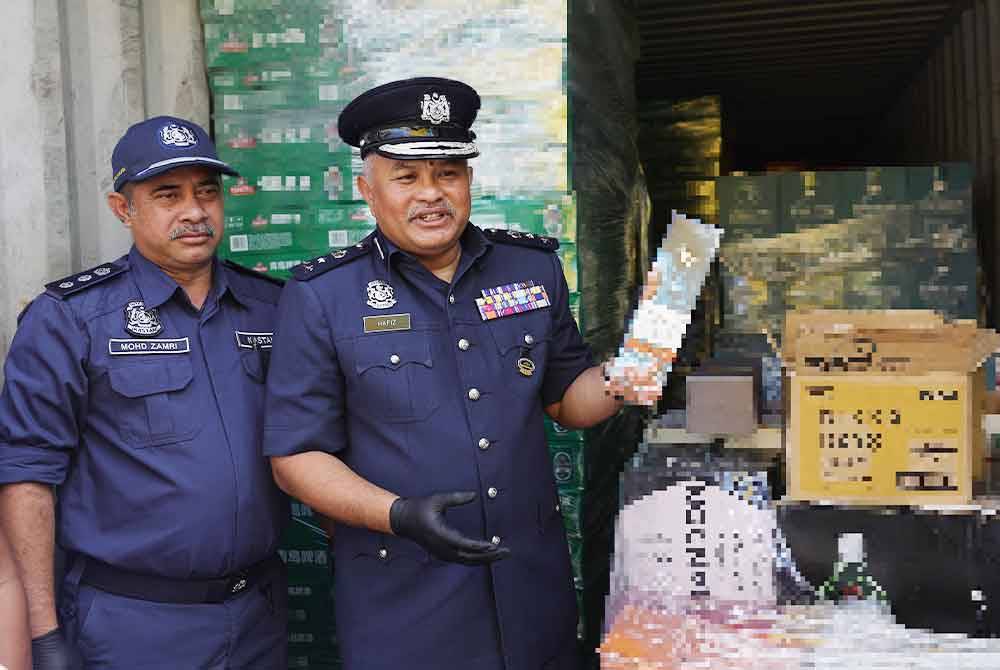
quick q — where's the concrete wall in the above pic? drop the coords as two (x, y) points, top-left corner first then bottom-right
(0, 0), (209, 362)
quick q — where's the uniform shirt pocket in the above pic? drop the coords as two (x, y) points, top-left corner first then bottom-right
(351, 331), (439, 423)
(107, 360), (197, 448)
(239, 349), (269, 383)
(485, 316), (551, 384)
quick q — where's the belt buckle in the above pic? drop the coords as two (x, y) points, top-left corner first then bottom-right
(227, 571), (249, 597)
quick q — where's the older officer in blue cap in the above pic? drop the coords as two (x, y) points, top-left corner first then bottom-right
(263, 77), (659, 669)
(0, 116), (288, 669)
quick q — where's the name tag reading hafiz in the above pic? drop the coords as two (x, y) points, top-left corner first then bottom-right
(109, 338), (190, 355)
(363, 313), (411, 334)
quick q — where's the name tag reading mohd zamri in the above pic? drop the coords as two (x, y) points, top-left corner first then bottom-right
(109, 338), (190, 355)
(363, 313), (411, 334)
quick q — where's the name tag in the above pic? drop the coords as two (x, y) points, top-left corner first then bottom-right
(363, 313), (411, 334)
(109, 337), (190, 355)
(235, 331), (274, 349)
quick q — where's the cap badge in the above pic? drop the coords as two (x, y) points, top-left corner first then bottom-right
(366, 280), (397, 309)
(159, 123), (198, 148)
(124, 300), (163, 338)
(420, 93), (450, 125)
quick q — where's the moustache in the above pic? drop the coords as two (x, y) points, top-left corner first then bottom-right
(168, 223), (216, 240)
(408, 201), (456, 221)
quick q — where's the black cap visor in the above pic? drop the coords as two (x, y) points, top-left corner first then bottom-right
(116, 157), (239, 192)
(360, 125), (479, 160)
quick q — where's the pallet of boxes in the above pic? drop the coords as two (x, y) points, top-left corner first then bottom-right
(782, 309), (1000, 506)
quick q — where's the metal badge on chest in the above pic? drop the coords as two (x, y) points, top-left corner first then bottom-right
(123, 300), (163, 338)
(366, 280), (397, 309)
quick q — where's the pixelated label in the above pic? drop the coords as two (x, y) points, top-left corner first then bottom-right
(789, 374), (972, 504)
(615, 481), (778, 602)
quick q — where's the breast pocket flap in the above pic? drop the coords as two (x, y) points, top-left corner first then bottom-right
(354, 335), (432, 375)
(108, 361), (193, 398)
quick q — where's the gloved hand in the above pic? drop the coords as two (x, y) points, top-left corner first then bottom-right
(390, 492), (510, 565)
(31, 627), (71, 670)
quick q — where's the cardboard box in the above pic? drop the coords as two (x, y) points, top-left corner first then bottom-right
(783, 310), (999, 505)
(686, 372), (757, 436)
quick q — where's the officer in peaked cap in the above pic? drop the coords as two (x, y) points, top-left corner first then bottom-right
(263, 76), (639, 669)
(0, 116), (289, 669)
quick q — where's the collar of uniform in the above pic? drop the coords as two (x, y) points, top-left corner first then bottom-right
(372, 222), (492, 270)
(213, 256), (248, 308)
(128, 246), (181, 309)
(127, 247), (238, 309)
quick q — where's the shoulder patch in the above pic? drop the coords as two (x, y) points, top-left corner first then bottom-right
(223, 259), (285, 287)
(44, 259), (128, 299)
(291, 240), (373, 281)
(482, 228), (559, 252)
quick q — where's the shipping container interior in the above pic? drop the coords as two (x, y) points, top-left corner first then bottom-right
(634, 0), (998, 324)
(594, 1), (1000, 667)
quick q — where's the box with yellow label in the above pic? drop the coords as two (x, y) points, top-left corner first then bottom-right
(783, 310), (1000, 505)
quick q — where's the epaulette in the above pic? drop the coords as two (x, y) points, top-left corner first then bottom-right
(44, 259), (128, 299)
(482, 228), (559, 251)
(223, 259), (285, 286)
(291, 240), (373, 281)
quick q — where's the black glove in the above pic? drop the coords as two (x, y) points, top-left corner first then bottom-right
(389, 492), (511, 565)
(32, 627), (72, 670)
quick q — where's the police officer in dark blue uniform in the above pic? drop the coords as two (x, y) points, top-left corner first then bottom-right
(0, 116), (289, 669)
(263, 78), (658, 670)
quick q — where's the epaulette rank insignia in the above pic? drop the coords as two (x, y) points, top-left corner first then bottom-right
(223, 259), (285, 287)
(482, 228), (559, 252)
(292, 240), (372, 281)
(45, 261), (127, 299)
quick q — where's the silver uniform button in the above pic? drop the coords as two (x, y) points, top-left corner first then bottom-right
(468, 388), (481, 401)
(448, 294), (456, 304)
(390, 354), (401, 365)
(377, 548), (388, 560)
(524, 333), (534, 345)
(458, 338), (470, 351)
(478, 438), (491, 450)
(487, 487), (498, 499)
(491, 535), (501, 545)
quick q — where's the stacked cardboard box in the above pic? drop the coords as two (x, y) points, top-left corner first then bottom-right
(716, 164), (978, 417)
(782, 310), (999, 506)
(719, 165), (977, 343)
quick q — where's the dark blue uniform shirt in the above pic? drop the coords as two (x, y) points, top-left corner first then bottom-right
(0, 247), (288, 579)
(263, 224), (593, 670)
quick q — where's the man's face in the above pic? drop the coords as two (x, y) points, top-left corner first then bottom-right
(357, 156), (472, 260)
(108, 166), (224, 270)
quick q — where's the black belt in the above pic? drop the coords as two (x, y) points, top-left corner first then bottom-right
(79, 554), (283, 604)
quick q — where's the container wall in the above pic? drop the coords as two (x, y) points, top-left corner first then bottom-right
(0, 0), (209, 367)
(866, 0), (1000, 328)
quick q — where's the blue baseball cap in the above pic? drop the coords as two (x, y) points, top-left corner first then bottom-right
(111, 115), (238, 192)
